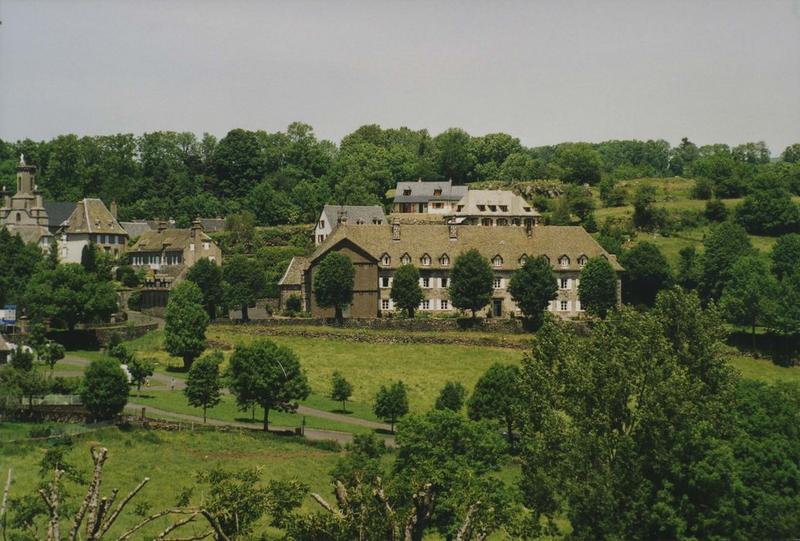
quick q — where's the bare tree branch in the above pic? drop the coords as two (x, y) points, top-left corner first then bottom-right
(70, 447), (108, 541)
(97, 478), (149, 538)
(155, 511), (199, 540)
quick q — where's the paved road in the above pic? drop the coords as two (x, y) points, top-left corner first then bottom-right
(62, 355), (392, 433)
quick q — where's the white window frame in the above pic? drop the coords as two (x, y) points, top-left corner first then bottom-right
(492, 255), (503, 267)
(560, 278), (569, 289)
(493, 277), (502, 289)
(560, 300), (568, 311)
(421, 254), (431, 266)
(440, 299), (449, 310)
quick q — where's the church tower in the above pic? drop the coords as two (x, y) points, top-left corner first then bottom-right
(0, 155), (52, 246)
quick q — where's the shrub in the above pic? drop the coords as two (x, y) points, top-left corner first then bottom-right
(285, 295), (302, 314)
(691, 177), (714, 199)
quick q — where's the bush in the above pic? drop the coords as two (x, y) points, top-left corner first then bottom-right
(705, 199), (728, 222)
(29, 426), (52, 438)
(127, 291), (142, 311)
(80, 358), (129, 420)
(285, 295), (302, 314)
(691, 177), (714, 199)
(50, 376), (82, 395)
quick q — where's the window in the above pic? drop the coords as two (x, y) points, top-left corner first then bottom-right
(559, 255), (570, 268)
(560, 300), (568, 311)
(481, 218), (493, 226)
(492, 255), (503, 267)
(512, 218), (521, 226)
(421, 254), (431, 266)
(576, 300), (582, 311)
(381, 276), (391, 288)
(440, 254), (449, 266)
(524, 206), (532, 212)
(477, 205), (486, 211)
(381, 253), (391, 266)
(319, 219), (325, 228)
(500, 205), (508, 212)
(15, 213), (20, 222)
(432, 202), (443, 209)
(434, 188), (442, 196)
(382, 299), (390, 310)
(420, 299), (430, 310)
(519, 255), (528, 265)
(190, 243), (195, 252)
(356, 218), (365, 225)
(422, 277), (430, 288)
(403, 188), (412, 196)
(560, 278), (569, 289)
(494, 277), (502, 289)
(441, 277), (449, 288)
(578, 256), (588, 268)
(496, 218), (508, 226)
(203, 242), (210, 250)
(457, 205), (464, 212)
(440, 299), (449, 310)
(488, 205), (497, 212)
(401, 253), (411, 265)
(209, 256), (216, 262)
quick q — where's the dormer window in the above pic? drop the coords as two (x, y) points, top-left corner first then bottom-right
(500, 205), (508, 212)
(421, 254), (431, 266)
(440, 254), (450, 266)
(559, 255), (570, 268)
(381, 253), (391, 266)
(434, 188), (442, 196)
(403, 188), (412, 196)
(523, 207), (532, 212)
(492, 255), (503, 267)
(519, 254), (528, 265)
(401, 253), (411, 265)
(457, 205), (464, 212)
(356, 218), (365, 225)
(578, 255), (588, 268)
(488, 205), (497, 212)
(477, 205), (486, 211)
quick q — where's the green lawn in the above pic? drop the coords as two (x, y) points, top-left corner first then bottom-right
(727, 354), (800, 385)
(0, 425), (343, 538)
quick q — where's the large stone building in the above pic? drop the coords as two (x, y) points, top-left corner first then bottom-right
(392, 180), (468, 214)
(314, 204), (386, 245)
(59, 199), (128, 262)
(0, 156), (54, 248)
(283, 222), (622, 319)
(448, 189), (542, 227)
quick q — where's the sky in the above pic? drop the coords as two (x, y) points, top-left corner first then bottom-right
(1, 0), (798, 152)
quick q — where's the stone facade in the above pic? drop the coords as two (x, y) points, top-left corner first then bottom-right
(0, 156), (53, 248)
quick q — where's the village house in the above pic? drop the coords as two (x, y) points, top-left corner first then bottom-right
(58, 198), (128, 262)
(392, 180), (468, 214)
(314, 204), (386, 245)
(128, 220), (222, 307)
(280, 221), (622, 319)
(448, 189), (542, 227)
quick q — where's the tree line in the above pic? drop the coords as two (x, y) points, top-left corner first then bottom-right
(2, 127), (798, 227)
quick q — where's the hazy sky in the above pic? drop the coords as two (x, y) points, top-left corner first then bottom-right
(1, 0), (798, 151)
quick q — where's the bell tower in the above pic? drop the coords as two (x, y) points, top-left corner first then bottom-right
(16, 154), (36, 195)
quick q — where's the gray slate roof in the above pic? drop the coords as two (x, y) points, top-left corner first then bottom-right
(321, 205), (386, 226)
(43, 201), (77, 228)
(393, 180), (468, 203)
(120, 221), (153, 238)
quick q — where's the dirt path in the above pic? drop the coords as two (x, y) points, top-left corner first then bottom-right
(125, 402), (395, 446)
(62, 355), (391, 431)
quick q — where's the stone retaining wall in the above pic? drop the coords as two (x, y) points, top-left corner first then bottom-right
(217, 315), (527, 334)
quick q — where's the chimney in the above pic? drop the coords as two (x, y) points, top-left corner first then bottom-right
(191, 218), (203, 239)
(392, 218), (400, 241)
(157, 220), (168, 232)
(337, 210), (348, 224)
(110, 201), (118, 220)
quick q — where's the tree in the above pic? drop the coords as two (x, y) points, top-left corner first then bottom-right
(632, 183), (658, 231)
(700, 221), (754, 301)
(18, 368), (49, 410)
(771, 233), (800, 279)
(704, 198), (728, 222)
(434, 128), (476, 183)
(373, 381), (409, 433)
(448, 249), (493, 319)
(735, 173), (800, 235)
(578, 257), (618, 318)
(389, 264), (424, 318)
(227, 339), (310, 431)
(676, 245), (701, 291)
(39, 341), (65, 376)
(186, 258), (224, 319)
(10, 346), (34, 371)
(330, 370), (353, 413)
(223, 255), (266, 322)
(185, 350), (223, 422)
(80, 358), (129, 420)
(127, 357), (155, 397)
(769, 270), (800, 337)
(720, 255), (778, 346)
(619, 242), (673, 306)
(467, 363), (522, 445)
(518, 293), (740, 540)
(508, 256), (557, 330)
(556, 142), (602, 184)
(313, 252), (354, 324)
(434, 381), (466, 412)
(115, 264), (142, 288)
(164, 280), (209, 370)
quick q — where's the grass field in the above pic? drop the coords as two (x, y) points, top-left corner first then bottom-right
(0, 424), (343, 538)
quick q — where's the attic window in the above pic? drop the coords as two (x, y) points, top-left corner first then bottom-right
(356, 218), (365, 225)
(401, 253), (411, 265)
(578, 255), (588, 268)
(477, 205), (486, 211)
(488, 205), (497, 212)
(403, 189), (412, 196)
(500, 205), (508, 212)
(421, 254), (431, 266)
(381, 253), (391, 266)
(440, 254), (450, 266)
(559, 255), (570, 268)
(434, 189), (442, 196)
(492, 255), (503, 267)
(457, 205), (464, 212)
(519, 254), (528, 265)
(523, 206), (532, 212)
(373, 218), (382, 224)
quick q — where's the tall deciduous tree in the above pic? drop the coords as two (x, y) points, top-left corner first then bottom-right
(223, 255), (266, 322)
(700, 222), (754, 302)
(313, 252), (354, 325)
(619, 242), (673, 307)
(39, 341), (65, 376)
(127, 357), (155, 397)
(390, 264), (424, 318)
(186, 257), (224, 319)
(771, 233), (800, 279)
(434, 381), (466, 412)
(373, 381), (409, 433)
(508, 256), (557, 330)
(448, 249), (493, 319)
(720, 255), (779, 345)
(467, 363), (522, 445)
(227, 339), (310, 431)
(164, 280), (209, 370)
(578, 257), (618, 318)
(185, 351), (223, 423)
(80, 358), (129, 420)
